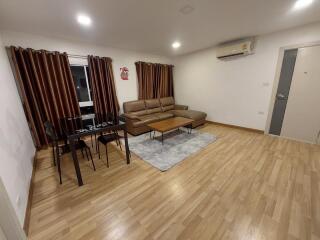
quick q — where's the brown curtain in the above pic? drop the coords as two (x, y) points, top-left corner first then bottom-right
(135, 61), (174, 99)
(88, 56), (120, 117)
(10, 47), (80, 147)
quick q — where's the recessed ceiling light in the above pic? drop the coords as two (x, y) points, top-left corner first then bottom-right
(77, 14), (92, 26)
(293, 0), (313, 10)
(172, 41), (181, 49)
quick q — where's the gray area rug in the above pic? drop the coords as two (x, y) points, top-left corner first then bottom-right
(126, 128), (217, 171)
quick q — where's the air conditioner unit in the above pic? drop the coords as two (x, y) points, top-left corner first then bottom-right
(216, 40), (254, 59)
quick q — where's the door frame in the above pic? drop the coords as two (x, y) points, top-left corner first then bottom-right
(265, 40), (320, 135)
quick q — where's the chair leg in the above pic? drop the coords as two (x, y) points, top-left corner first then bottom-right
(106, 144), (109, 168)
(84, 147), (90, 161)
(95, 133), (98, 153)
(91, 134), (93, 148)
(116, 135), (122, 151)
(81, 149), (84, 158)
(56, 147), (62, 184)
(114, 130), (122, 151)
(125, 139), (131, 158)
(114, 134), (119, 146)
(52, 144), (56, 166)
(88, 147), (96, 171)
(113, 130), (118, 143)
(97, 141), (101, 159)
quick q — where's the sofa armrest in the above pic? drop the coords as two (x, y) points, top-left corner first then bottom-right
(174, 104), (188, 110)
(123, 113), (140, 120)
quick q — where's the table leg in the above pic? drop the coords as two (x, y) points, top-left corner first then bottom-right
(124, 128), (130, 164)
(70, 138), (83, 186)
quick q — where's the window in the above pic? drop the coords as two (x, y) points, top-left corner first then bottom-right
(71, 65), (95, 117)
(70, 65), (93, 107)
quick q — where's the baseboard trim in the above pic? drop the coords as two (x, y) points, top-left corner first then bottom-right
(23, 151), (37, 235)
(206, 120), (264, 134)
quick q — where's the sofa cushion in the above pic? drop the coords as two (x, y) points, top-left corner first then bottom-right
(131, 110), (148, 116)
(137, 114), (158, 121)
(160, 97), (175, 106)
(162, 105), (174, 112)
(147, 108), (162, 114)
(133, 115), (159, 127)
(153, 112), (174, 120)
(170, 110), (207, 121)
(123, 100), (146, 113)
(160, 97), (175, 112)
(145, 99), (162, 114)
(145, 99), (160, 108)
(123, 113), (140, 120)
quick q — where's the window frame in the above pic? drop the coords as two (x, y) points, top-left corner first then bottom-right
(70, 64), (93, 107)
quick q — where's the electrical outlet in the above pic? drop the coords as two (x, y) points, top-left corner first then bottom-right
(258, 111), (265, 115)
(262, 82), (270, 87)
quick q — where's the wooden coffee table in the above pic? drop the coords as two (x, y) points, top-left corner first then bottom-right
(147, 117), (194, 144)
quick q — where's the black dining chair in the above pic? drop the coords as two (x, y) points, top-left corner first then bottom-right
(60, 116), (96, 163)
(44, 121), (65, 184)
(96, 113), (123, 167)
(82, 116), (97, 149)
(60, 117), (96, 175)
(44, 121), (58, 167)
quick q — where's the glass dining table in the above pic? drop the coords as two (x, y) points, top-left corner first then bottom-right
(62, 115), (130, 186)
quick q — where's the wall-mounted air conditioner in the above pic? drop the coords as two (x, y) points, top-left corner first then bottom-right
(216, 39), (255, 59)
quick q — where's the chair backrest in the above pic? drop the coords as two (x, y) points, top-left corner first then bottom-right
(95, 112), (119, 125)
(44, 121), (58, 142)
(60, 116), (83, 136)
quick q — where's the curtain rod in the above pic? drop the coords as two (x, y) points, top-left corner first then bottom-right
(135, 61), (174, 67)
(69, 54), (114, 61)
(7, 46), (89, 59)
(68, 54), (88, 59)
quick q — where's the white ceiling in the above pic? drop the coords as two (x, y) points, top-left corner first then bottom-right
(0, 0), (320, 56)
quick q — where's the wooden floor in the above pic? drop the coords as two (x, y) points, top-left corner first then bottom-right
(28, 124), (320, 240)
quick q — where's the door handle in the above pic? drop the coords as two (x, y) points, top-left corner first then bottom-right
(276, 93), (287, 100)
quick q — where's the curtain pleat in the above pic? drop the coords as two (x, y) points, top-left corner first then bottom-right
(135, 61), (174, 99)
(10, 47), (80, 147)
(88, 55), (120, 117)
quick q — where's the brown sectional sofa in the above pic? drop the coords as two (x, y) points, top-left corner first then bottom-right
(123, 97), (207, 135)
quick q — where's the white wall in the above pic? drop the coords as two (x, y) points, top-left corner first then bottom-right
(0, 33), (35, 226)
(174, 22), (320, 130)
(0, 31), (172, 112)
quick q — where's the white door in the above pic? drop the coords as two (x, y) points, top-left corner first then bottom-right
(0, 178), (26, 240)
(281, 45), (320, 143)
